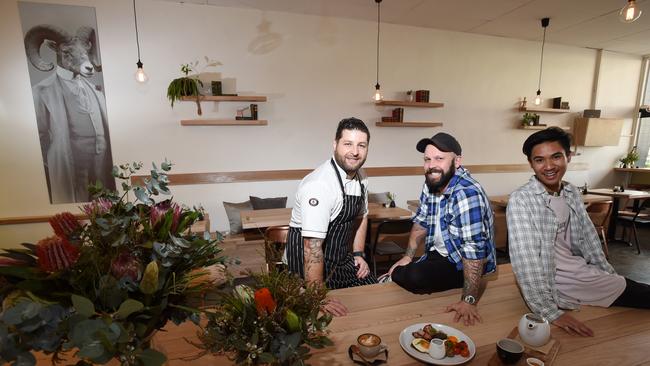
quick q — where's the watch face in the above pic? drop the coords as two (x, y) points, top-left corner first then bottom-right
(463, 295), (476, 304)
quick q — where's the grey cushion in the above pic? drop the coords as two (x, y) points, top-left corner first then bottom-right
(368, 191), (391, 204)
(250, 196), (288, 210)
(223, 200), (253, 234)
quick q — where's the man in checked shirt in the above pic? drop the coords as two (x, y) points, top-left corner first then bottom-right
(507, 127), (650, 337)
(386, 132), (496, 326)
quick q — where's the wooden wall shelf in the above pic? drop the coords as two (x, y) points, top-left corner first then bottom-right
(519, 106), (571, 113)
(181, 119), (268, 126)
(376, 122), (443, 127)
(614, 168), (650, 173)
(518, 125), (570, 131)
(180, 95), (267, 102)
(376, 100), (444, 108)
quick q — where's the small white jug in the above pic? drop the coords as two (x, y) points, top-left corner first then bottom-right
(518, 313), (550, 347)
(428, 339), (446, 359)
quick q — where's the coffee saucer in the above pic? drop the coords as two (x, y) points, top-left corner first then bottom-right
(348, 344), (389, 365)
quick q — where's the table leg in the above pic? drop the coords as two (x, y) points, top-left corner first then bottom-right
(607, 197), (620, 239)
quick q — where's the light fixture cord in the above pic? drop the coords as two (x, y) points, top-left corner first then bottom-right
(376, 0), (381, 86)
(133, 0), (142, 61)
(537, 24), (547, 92)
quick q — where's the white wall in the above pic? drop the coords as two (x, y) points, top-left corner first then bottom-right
(0, 0), (642, 246)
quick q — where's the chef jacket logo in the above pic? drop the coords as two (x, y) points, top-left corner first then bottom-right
(309, 198), (319, 206)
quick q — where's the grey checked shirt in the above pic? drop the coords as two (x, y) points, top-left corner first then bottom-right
(506, 176), (615, 322)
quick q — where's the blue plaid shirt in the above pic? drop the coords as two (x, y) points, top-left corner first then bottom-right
(413, 166), (496, 274)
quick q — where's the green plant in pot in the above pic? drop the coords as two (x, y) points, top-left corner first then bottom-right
(619, 146), (639, 168)
(521, 112), (539, 126)
(168, 63), (204, 115)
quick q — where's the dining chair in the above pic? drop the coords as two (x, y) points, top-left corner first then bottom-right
(263, 225), (290, 272)
(616, 199), (650, 255)
(586, 201), (613, 258)
(370, 219), (412, 277)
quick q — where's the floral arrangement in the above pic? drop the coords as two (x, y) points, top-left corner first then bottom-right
(0, 161), (224, 366)
(196, 270), (333, 365)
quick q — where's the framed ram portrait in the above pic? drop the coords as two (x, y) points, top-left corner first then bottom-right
(18, 2), (115, 204)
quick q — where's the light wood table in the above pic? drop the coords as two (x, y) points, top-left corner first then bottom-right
(240, 206), (413, 230)
(587, 188), (650, 239)
(149, 263), (650, 365)
(489, 194), (612, 209)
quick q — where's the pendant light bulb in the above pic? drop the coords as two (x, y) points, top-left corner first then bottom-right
(534, 90), (542, 106)
(373, 84), (383, 101)
(619, 0), (642, 23)
(135, 60), (148, 83)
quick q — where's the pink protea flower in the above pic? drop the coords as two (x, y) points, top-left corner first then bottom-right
(36, 236), (80, 272)
(81, 198), (113, 216)
(49, 212), (81, 238)
(110, 251), (141, 281)
(150, 201), (183, 233)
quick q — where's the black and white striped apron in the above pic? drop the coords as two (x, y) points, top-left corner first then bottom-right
(286, 159), (377, 289)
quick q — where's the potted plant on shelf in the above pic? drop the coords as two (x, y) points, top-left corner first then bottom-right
(0, 161), (225, 366)
(522, 112), (539, 126)
(619, 146), (639, 168)
(167, 57), (222, 116)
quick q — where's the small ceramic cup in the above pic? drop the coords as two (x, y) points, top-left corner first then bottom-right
(526, 357), (545, 366)
(496, 338), (524, 364)
(357, 333), (383, 358)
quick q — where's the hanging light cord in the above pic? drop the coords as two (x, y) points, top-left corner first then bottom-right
(537, 23), (547, 93)
(375, 0), (381, 88)
(133, 0), (142, 62)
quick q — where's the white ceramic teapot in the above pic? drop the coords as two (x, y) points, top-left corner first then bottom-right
(518, 313), (550, 347)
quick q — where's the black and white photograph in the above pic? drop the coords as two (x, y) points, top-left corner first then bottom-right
(19, 2), (115, 204)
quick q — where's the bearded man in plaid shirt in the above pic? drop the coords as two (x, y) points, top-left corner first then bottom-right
(386, 132), (496, 326)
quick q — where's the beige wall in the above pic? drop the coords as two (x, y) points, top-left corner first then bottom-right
(0, 0), (642, 246)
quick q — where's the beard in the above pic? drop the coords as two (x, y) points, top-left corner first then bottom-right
(334, 153), (366, 177)
(425, 164), (456, 194)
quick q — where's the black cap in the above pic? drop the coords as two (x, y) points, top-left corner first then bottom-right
(416, 132), (462, 155)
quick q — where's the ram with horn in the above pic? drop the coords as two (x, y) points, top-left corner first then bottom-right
(24, 24), (115, 204)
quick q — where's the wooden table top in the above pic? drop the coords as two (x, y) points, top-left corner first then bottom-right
(240, 206), (413, 230)
(587, 188), (650, 199)
(489, 194), (612, 209)
(148, 263), (650, 365)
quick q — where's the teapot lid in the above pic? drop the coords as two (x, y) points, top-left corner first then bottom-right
(525, 313), (546, 323)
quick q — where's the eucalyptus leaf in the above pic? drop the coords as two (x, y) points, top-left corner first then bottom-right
(116, 299), (144, 319)
(134, 186), (154, 205)
(71, 295), (95, 317)
(137, 349), (167, 366)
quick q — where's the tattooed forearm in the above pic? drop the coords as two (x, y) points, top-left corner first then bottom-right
(461, 259), (484, 299)
(405, 223), (426, 258)
(304, 238), (324, 285)
(405, 246), (417, 258)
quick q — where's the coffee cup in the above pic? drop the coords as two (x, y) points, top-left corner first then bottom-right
(526, 357), (545, 366)
(496, 338), (524, 364)
(357, 333), (383, 358)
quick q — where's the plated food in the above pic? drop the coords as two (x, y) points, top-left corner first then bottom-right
(399, 323), (476, 365)
(411, 324), (470, 358)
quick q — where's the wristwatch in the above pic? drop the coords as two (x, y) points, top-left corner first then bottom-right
(462, 295), (476, 305)
(352, 251), (365, 259)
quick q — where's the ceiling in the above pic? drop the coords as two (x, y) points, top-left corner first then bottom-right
(155, 0), (650, 56)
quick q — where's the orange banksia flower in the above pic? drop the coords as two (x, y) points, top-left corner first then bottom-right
(254, 287), (277, 315)
(49, 212), (81, 238)
(36, 236), (80, 272)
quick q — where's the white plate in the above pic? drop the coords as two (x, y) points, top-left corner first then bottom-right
(399, 323), (476, 365)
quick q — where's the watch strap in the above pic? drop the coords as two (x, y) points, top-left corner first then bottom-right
(352, 251), (365, 258)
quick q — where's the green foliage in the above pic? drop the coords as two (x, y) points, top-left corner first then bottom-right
(0, 161), (225, 366)
(167, 57), (222, 108)
(198, 270), (332, 365)
(521, 112), (539, 126)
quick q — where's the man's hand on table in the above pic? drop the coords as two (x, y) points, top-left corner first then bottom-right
(387, 256), (412, 276)
(322, 297), (348, 317)
(552, 313), (594, 337)
(354, 256), (370, 279)
(445, 301), (482, 326)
